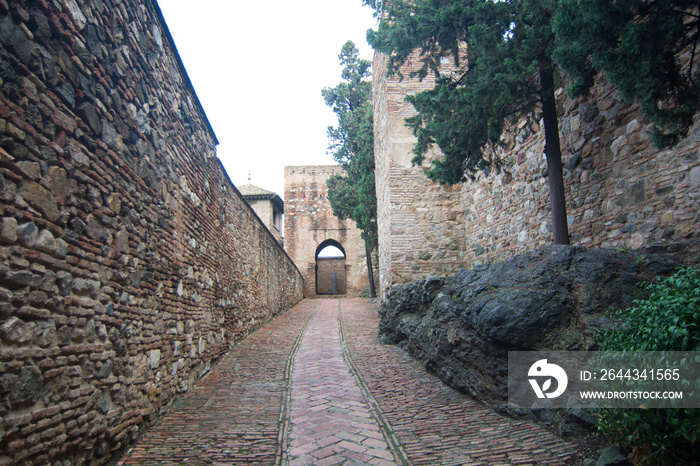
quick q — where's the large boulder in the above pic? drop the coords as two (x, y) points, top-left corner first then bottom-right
(379, 246), (679, 420)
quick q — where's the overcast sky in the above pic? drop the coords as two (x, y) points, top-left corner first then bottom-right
(157, 0), (378, 198)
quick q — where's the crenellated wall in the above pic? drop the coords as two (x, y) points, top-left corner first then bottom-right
(0, 0), (302, 464)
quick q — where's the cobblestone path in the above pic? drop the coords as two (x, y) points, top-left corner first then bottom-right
(119, 298), (578, 465)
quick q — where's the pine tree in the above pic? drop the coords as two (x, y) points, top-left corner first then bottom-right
(365, 0), (571, 244)
(323, 41), (378, 297)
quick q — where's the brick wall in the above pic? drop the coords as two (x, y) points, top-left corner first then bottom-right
(283, 165), (372, 297)
(373, 52), (469, 297)
(373, 51), (700, 297)
(0, 0), (302, 464)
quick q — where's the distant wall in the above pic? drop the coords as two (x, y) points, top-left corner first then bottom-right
(0, 0), (302, 464)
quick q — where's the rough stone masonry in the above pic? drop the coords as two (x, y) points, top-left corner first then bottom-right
(0, 0), (302, 465)
(373, 48), (700, 297)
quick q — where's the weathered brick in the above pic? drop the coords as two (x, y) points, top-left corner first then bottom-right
(284, 166), (373, 298)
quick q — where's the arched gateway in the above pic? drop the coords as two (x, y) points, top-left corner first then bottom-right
(284, 165), (370, 297)
(315, 239), (347, 295)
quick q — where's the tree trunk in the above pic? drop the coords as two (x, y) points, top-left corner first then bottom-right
(365, 245), (376, 298)
(538, 55), (570, 245)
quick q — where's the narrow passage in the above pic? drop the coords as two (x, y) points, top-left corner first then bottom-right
(286, 299), (401, 465)
(339, 298), (576, 465)
(118, 300), (318, 466)
(120, 298), (578, 465)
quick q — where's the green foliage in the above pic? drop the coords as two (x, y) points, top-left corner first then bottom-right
(323, 41), (373, 165)
(364, 0), (571, 244)
(365, 0), (554, 184)
(599, 267), (700, 352)
(323, 41), (378, 252)
(596, 267), (700, 465)
(596, 407), (700, 466)
(553, 0), (700, 148)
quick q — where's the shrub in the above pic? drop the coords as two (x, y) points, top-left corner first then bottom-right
(596, 267), (700, 465)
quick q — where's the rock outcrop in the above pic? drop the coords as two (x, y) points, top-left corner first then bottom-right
(379, 246), (679, 420)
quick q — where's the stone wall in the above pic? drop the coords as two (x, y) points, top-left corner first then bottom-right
(373, 51), (700, 297)
(462, 75), (700, 264)
(284, 165), (371, 297)
(373, 52), (469, 298)
(0, 1), (303, 464)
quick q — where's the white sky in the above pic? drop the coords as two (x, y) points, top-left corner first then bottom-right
(157, 0), (378, 198)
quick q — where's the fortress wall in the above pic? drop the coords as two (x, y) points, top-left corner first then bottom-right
(373, 52), (469, 297)
(461, 76), (700, 264)
(0, 0), (302, 464)
(374, 52), (699, 296)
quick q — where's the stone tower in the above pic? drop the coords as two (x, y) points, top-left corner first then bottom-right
(284, 165), (369, 297)
(373, 51), (470, 298)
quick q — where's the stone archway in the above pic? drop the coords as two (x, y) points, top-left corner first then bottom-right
(315, 240), (347, 295)
(283, 165), (369, 297)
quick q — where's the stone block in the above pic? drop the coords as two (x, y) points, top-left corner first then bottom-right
(5, 122), (26, 141)
(44, 166), (74, 200)
(676, 222), (694, 238)
(18, 182), (59, 222)
(113, 227), (129, 253)
(34, 229), (57, 255)
(15, 162), (41, 180)
(691, 166), (700, 187)
(85, 215), (108, 242)
(0, 217), (18, 243)
(75, 102), (100, 134)
(71, 278), (100, 298)
(148, 350), (160, 369)
(106, 193), (122, 214)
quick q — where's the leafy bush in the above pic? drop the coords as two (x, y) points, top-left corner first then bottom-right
(596, 267), (700, 465)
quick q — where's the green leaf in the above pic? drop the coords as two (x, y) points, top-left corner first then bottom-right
(323, 41), (378, 255)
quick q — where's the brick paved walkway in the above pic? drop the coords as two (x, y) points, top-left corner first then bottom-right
(120, 298), (578, 465)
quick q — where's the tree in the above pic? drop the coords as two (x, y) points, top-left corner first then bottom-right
(323, 41), (378, 298)
(553, 0), (700, 148)
(365, 0), (571, 244)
